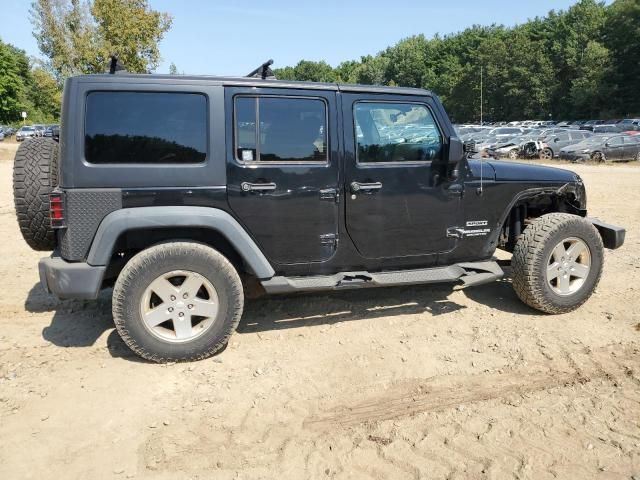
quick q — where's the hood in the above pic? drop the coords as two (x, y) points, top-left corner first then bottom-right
(488, 160), (579, 182)
(468, 159), (579, 183)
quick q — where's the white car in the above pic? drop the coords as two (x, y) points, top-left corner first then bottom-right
(16, 126), (37, 142)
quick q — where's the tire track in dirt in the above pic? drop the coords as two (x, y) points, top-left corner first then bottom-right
(304, 345), (638, 430)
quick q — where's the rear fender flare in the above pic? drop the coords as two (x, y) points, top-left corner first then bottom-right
(86, 206), (275, 279)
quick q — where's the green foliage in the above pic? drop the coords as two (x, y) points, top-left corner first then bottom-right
(604, 0), (640, 115)
(275, 0), (638, 121)
(31, 0), (172, 79)
(0, 39), (60, 124)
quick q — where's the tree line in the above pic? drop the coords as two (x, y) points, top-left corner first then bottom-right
(274, 0), (640, 122)
(1, 0), (637, 125)
(0, 0), (171, 125)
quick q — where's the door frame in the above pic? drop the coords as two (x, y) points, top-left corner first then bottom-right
(223, 86), (343, 267)
(340, 92), (460, 262)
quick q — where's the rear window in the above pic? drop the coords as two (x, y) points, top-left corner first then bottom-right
(85, 91), (207, 164)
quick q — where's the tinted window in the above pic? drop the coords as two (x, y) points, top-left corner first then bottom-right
(608, 136), (623, 146)
(85, 92), (207, 164)
(235, 96), (327, 163)
(354, 102), (442, 163)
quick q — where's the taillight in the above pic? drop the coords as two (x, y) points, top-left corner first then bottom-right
(49, 192), (65, 228)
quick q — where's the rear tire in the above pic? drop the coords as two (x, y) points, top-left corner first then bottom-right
(112, 242), (244, 362)
(512, 213), (604, 314)
(12, 138), (59, 251)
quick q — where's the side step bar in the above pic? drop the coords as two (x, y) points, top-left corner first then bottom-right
(261, 260), (504, 294)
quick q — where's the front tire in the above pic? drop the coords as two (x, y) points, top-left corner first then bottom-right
(512, 213), (604, 314)
(539, 147), (553, 160)
(112, 242), (244, 362)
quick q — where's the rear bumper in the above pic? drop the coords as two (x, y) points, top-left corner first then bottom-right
(588, 218), (626, 249)
(38, 254), (106, 299)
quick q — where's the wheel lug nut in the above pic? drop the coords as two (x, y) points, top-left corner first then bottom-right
(168, 307), (174, 312)
(188, 304), (193, 309)
(183, 293), (188, 299)
(170, 295), (176, 301)
(178, 312), (184, 317)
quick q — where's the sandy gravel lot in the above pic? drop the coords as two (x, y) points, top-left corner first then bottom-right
(0, 145), (638, 479)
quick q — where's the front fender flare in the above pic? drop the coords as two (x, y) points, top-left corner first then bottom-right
(86, 206), (275, 279)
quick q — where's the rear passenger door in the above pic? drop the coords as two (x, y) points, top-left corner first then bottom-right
(623, 136), (640, 160)
(604, 136), (624, 161)
(225, 88), (340, 265)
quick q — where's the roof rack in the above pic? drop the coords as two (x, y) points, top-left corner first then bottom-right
(108, 55), (127, 74)
(246, 59), (276, 80)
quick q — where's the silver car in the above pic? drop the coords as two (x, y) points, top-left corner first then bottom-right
(539, 130), (593, 159)
(16, 126), (37, 142)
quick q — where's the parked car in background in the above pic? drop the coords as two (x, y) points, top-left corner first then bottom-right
(32, 125), (46, 137)
(618, 118), (639, 129)
(592, 124), (624, 134)
(16, 126), (37, 142)
(539, 130), (593, 159)
(579, 120), (606, 131)
(0, 130), (4, 142)
(43, 124), (60, 138)
(559, 134), (640, 162)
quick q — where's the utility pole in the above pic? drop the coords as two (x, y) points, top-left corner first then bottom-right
(480, 65), (483, 125)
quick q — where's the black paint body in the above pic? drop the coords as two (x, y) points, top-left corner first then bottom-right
(59, 74), (585, 277)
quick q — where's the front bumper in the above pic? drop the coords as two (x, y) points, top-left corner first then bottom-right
(588, 218), (625, 249)
(39, 254), (106, 299)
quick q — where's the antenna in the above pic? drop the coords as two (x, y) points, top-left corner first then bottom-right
(478, 64), (484, 195)
(246, 59), (276, 80)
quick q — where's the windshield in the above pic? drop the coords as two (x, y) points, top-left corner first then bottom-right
(20, 127), (35, 132)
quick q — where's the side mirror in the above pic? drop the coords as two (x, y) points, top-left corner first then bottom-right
(605, 143), (610, 147)
(554, 138), (560, 142)
(462, 139), (477, 155)
(447, 136), (466, 164)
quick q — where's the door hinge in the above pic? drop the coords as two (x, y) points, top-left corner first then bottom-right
(319, 188), (339, 203)
(320, 233), (338, 248)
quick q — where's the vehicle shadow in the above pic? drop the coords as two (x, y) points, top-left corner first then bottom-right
(25, 283), (141, 361)
(25, 272), (536, 361)
(237, 284), (466, 334)
(460, 278), (539, 316)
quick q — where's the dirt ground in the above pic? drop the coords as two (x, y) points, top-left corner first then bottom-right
(0, 143), (639, 480)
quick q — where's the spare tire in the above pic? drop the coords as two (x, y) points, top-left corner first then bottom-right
(13, 138), (59, 251)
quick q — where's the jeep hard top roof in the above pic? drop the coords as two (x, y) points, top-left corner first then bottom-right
(68, 73), (434, 97)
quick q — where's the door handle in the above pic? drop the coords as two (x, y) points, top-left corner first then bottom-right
(447, 184), (464, 197)
(351, 181), (382, 193)
(241, 182), (277, 192)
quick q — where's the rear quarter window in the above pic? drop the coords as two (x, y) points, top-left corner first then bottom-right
(84, 91), (207, 164)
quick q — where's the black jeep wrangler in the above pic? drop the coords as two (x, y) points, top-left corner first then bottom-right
(12, 64), (625, 362)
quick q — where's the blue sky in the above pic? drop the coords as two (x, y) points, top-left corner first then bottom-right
(2, 0), (587, 75)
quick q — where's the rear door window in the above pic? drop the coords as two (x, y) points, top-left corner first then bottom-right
(85, 91), (207, 164)
(235, 96), (327, 163)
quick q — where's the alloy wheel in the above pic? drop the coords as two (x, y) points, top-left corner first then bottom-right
(140, 270), (219, 342)
(546, 237), (591, 296)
